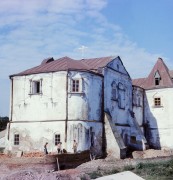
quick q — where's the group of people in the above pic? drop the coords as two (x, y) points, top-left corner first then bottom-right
(44, 140), (78, 155)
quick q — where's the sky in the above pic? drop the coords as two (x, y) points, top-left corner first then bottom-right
(1, 0), (173, 116)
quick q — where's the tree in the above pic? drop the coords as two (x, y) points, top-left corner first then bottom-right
(0, 116), (9, 131)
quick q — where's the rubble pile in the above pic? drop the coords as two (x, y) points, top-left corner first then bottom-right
(132, 149), (173, 159)
(22, 152), (45, 157)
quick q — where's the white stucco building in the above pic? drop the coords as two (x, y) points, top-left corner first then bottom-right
(133, 58), (173, 150)
(5, 56), (147, 158)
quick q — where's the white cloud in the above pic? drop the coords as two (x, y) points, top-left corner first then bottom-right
(0, 0), (172, 116)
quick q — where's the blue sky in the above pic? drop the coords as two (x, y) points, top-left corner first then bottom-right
(1, 0), (173, 116)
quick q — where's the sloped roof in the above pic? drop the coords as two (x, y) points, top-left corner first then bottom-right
(133, 58), (173, 89)
(10, 56), (115, 77)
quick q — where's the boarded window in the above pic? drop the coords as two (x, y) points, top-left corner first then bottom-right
(72, 80), (79, 92)
(154, 98), (161, 106)
(55, 134), (61, 145)
(118, 83), (125, 109)
(111, 81), (117, 101)
(138, 97), (141, 106)
(14, 134), (19, 145)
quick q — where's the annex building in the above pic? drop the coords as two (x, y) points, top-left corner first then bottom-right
(4, 56), (172, 158)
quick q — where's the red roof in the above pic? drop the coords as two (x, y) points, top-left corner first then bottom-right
(133, 58), (173, 89)
(11, 56), (115, 77)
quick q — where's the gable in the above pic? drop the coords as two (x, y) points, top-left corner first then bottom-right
(107, 56), (131, 78)
(133, 58), (173, 89)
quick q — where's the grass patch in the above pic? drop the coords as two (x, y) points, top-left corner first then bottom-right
(87, 167), (120, 179)
(86, 159), (173, 179)
(133, 160), (173, 180)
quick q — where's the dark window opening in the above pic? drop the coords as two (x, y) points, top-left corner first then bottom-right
(72, 80), (79, 92)
(155, 78), (160, 86)
(154, 71), (161, 86)
(154, 97), (161, 106)
(32, 81), (41, 94)
(14, 134), (19, 145)
(55, 134), (61, 145)
(130, 136), (137, 144)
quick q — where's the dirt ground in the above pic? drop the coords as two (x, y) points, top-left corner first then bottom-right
(0, 149), (173, 180)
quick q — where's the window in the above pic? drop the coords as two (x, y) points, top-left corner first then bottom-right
(30, 79), (42, 94)
(154, 97), (161, 106)
(138, 97), (141, 107)
(154, 71), (161, 86)
(130, 136), (137, 144)
(72, 79), (79, 92)
(118, 83), (125, 109)
(33, 81), (41, 94)
(55, 134), (61, 145)
(14, 134), (19, 145)
(111, 81), (117, 101)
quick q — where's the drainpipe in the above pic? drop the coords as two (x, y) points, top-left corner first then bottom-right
(101, 76), (106, 155)
(142, 89), (146, 137)
(8, 77), (14, 140)
(65, 71), (69, 147)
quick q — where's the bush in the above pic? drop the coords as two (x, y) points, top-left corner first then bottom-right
(0, 116), (9, 131)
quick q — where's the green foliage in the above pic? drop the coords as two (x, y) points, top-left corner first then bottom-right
(0, 116), (9, 131)
(88, 168), (119, 179)
(88, 171), (102, 179)
(123, 165), (135, 171)
(134, 160), (173, 179)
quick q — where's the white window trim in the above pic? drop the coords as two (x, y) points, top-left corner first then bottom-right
(14, 133), (20, 146)
(54, 133), (61, 146)
(153, 97), (162, 107)
(29, 79), (43, 95)
(69, 78), (84, 95)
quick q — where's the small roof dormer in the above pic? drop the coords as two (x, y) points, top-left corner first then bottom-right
(132, 57), (173, 89)
(154, 71), (161, 86)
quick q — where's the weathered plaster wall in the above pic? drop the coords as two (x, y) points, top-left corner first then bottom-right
(132, 86), (144, 126)
(104, 113), (126, 159)
(7, 71), (103, 155)
(104, 59), (146, 151)
(68, 71), (102, 121)
(104, 59), (132, 125)
(6, 122), (65, 152)
(67, 121), (103, 156)
(144, 88), (173, 149)
(11, 72), (67, 121)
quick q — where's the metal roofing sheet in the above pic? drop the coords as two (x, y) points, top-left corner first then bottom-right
(11, 56), (115, 77)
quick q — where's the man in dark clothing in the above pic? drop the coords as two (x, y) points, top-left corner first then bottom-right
(44, 142), (48, 155)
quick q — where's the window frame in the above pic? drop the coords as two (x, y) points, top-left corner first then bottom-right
(72, 79), (80, 92)
(118, 83), (125, 109)
(111, 80), (117, 101)
(29, 79), (43, 95)
(154, 71), (161, 86)
(154, 97), (161, 107)
(14, 133), (20, 145)
(55, 134), (61, 146)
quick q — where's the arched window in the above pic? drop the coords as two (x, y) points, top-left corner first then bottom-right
(54, 133), (61, 145)
(111, 80), (117, 101)
(14, 133), (20, 145)
(118, 83), (125, 109)
(138, 97), (141, 107)
(154, 71), (161, 86)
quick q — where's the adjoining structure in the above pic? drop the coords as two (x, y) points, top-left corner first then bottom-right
(133, 58), (173, 150)
(5, 56), (147, 158)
